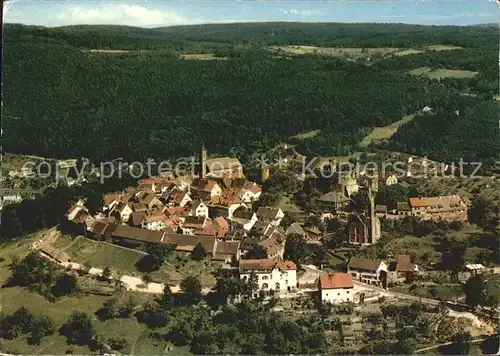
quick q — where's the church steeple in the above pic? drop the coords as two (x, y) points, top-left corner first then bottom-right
(200, 141), (207, 178)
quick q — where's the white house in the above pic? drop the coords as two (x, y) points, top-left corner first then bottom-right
(141, 214), (167, 231)
(190, 201), (209, 218)
(193, 179), (223, 200)
(232, 207), (258, 232)
(110, 202), (134, 222)
(256, 207), (285, 226)
(171, 190), (192, 207)
(318, 273), (354, 304)
(347, 257), (388, 287)
(236, 182), (262, 202)
(239, 259), (297, 297)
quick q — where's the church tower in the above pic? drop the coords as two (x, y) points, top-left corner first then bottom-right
(200, 141), (207, 178)
(367, 184), (381, 244)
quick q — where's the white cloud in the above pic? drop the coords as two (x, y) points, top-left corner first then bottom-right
(279, 8), (323, 17)
(54, 4), (197, 27)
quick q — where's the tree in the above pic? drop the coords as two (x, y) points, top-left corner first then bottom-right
(243, 245), (268, 260)
(120, 295), (137, 318)
(9, 252), (56, 293)
(469, 193), (499, 232)
(60, 312), (95, 345)
(180, 276), (202, 305)
(191, 243), (206, 261)
(51, 274), (78, 297)
(142, 273), (152, 286)
(107, 337), (128, 351)
(158, 285), (174, 309)
(138, 244), (172, 271)
(96, 298), (119, 321)
(241, 271), (259, 298)
(214, 270), (243, 304)
(137, 301), (169, 329)
(190, 331), (219, 354)
(450, 331), (472, 354)
(463, 274), (500, 311)
(28, 315), (55, 345)
(305, 215), (324, 232)
(440, 237), (467, 272)
(284, 233), (309, 268)
(280, 212), (295, 228)
(168, 320), (194, 346)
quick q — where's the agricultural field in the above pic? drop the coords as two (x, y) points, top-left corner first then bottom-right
(359, 114), (415, 147)
(270, 45), (400, 58)
(408, 67), (478, 79)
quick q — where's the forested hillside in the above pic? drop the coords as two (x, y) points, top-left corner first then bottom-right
(5, 22), (497, 50)
(390, 101), (500, 164)
(3, 23), (498, 163)
(4, 41), (451, 161)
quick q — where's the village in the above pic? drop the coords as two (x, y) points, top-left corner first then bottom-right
(55, 143), (489, 308)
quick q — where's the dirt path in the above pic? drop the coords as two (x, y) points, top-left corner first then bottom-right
(415, 337), (492, 353)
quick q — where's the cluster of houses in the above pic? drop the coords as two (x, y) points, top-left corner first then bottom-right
(62, 146), (463, 305)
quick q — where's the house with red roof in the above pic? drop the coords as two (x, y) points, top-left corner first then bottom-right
(318, 273), (354, 304)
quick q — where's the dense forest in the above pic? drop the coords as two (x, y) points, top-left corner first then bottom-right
(390, 101), (500, 164)
(5, 22), (498, 50)
(4, 41), (450, 161)
(3, 23), (498, 163)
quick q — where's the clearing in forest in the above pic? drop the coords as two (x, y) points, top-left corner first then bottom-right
(393, 49), (426, 56)
(359, 114), (415, 147)
(426, 44), (462, 51)
(291, 129), (321, 140)
(181, 53), (226, 60)
(408, 67), (478, 79)
(270, 45), (400, 58)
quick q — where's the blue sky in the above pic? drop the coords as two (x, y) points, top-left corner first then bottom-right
(4, 0), (499, 27)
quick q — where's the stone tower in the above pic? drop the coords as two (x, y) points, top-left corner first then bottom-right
(200, 141), (207, 178)
(260, 164), (270, 183)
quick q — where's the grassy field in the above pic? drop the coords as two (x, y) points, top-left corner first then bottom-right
(59, 236), (216, 287)
(84, 49), (135, 54)
(408, 67), (478, 79)
(181, 53), (226, 60)
(359, 114), (415, 147)
(0, 235), (166, 355)
(393, 49), (426, 57)
(0, 285), (156, 355)
(271, 45), (399, 58)
(426, 44), (462, 51)
(291, 129), (321, 140)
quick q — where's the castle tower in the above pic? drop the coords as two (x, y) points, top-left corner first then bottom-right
(260, 164), (270, 183)
(200, 141), (207, 178)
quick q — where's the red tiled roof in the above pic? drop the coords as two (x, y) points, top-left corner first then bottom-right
(396, 255), (415, 272)
(319, 273), (353, 289)
(214, 216), (229, 230)
(139, 177), (166, 185)
(239, 259), (296, 273)
(104, 194), (120, 205)
(348, 257), (384, 271)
